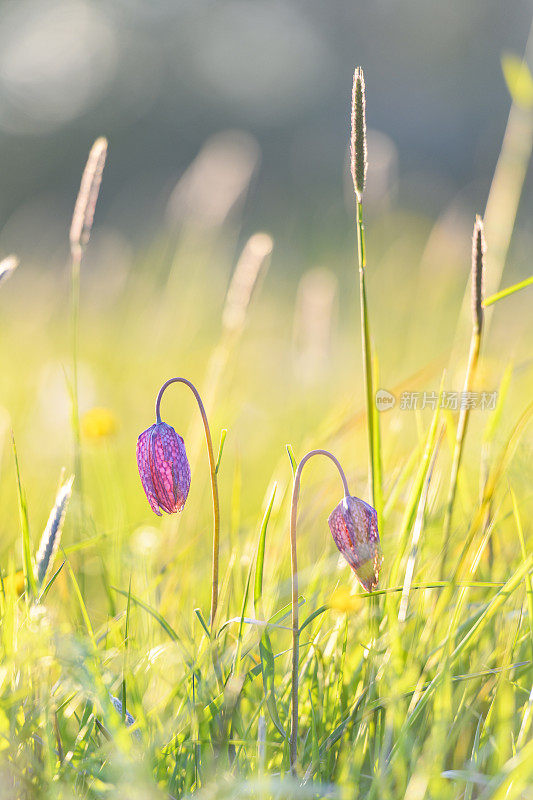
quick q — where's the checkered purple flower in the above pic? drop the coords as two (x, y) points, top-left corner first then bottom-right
(136, 422), (191, 516)
(328, 495), (382, 592)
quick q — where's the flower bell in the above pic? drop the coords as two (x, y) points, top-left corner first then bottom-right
(136, 422), (191, 516)
(328, 495), (382, 592)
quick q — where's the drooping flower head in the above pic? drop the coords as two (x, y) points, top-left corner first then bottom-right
(328, 495), (382, 592)
(136, 422), (191, 516)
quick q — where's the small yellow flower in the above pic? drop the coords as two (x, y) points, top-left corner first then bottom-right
(81, 407), (118, 441)
(328, 586), (361, 614)
(3, 570), (25, 597)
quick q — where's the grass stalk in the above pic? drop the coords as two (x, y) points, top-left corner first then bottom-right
(70, 244), (83, 503)
(441, 216), (485, 578)
(357, 200), (375, 501)
(351, 68), (378, 506)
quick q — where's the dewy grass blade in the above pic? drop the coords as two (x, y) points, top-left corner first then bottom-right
(112, 586), (179, 643)
(215, 428), (228, 474)
(510, 488), (533, 661)
(254, 483), (277, 609)
(395, 553), (533, 750)
(12, 434), (37, 599)
(372, 349), (384, 533)
(122, 576), (132, 724)
(286, 445), (297, 476)
(253, 483), (286, 738)
(194, 608), (211, 639)
(64, 555), (95, 647)
(388, 372), (444, 590)
(483, 274), (533, 307)
(38, 561), (65, 602)
(398, 424), (445, 622)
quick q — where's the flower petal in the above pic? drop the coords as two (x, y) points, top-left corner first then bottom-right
(136, 427), (162, 516)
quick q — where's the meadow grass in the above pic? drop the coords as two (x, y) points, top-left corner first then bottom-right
(0, 67), (532, 800)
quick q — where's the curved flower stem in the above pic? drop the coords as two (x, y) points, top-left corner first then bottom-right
(156, 377), (221, 628)
(289, 449), (350, 775)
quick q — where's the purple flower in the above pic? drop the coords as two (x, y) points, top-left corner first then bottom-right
(328, 495), (382, 592)
(136, 422), (191, 516)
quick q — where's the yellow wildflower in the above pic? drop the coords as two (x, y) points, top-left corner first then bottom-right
(81, 407), (118, 441)
(3, 570), (25, 597)
(328, 586), (361, 614)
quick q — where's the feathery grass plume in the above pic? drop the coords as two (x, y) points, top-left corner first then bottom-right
(35, 476), (74, 587)
(0, 255), (19, 287)
(472, 214), (486, 335)
(351, 67), (367, 200)
(70, 137), (108, 257)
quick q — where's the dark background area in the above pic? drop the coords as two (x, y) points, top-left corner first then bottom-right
(0, 0), (531, 259)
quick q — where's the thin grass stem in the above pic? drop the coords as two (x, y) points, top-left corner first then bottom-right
(356, 199), (376, 503)
(441, 217), (485, 578)
(441, 333), (481, 578)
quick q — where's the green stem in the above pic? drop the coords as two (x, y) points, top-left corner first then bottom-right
(356, 198), (375, 504)
(289, 449), (350, 774)
(70, 243), (86, 569)
(441, 332), (481, 578)
(155, 377), (221, 628)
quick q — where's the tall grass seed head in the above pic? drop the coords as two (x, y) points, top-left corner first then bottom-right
(328, 495), (381, 591)
(351, 67), (367, 200)
(472, 214), (486, 335)
(137, 422), (191, 516)
(70, 137), (108, 255)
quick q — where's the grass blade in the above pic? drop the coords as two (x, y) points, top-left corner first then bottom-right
(483, 274), (533, 307)
(252, 483), (286, 738)
(12, 434), (37, 599)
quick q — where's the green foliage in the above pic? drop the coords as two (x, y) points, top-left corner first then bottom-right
(0, 69), (532, 800)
